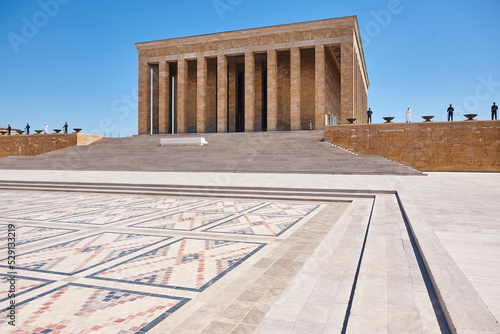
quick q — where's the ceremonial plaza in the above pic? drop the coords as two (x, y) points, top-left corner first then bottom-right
(0, 17), (499, 334)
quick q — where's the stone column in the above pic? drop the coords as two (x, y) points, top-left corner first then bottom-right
(267, 49), (278, 131)
(176, 58), (187, 133)
(245, 51), (255, 132)
(341, 37), (354, 124)
(197, 57), (207, 133)
(152, 65), (160, 134)
(158, 61), (170, 134)
(217, 54), (228, 133)
(290, 47), (301, 130)
(138, 62), (151, 134)
(315, 45), (326, 130)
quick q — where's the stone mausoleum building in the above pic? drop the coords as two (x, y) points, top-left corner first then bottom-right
(136, 16), (369, 134)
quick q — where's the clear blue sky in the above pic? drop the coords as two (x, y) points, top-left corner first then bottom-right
(1, 0), (499, 135)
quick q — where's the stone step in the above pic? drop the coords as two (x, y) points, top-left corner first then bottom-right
(345, 194), (448, 333)
(0, 131), (423, 175)
(0, 180), (374, 201)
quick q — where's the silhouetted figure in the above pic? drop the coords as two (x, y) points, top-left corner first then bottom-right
(63, 122), (68, 134)
(7, 124), (11, 135)
(492, 102), (498, 120)
(25, 123), (30, 135)
(406, 106), (412, 123)
(447, 104), (454, 121)
(367, 108), (373, 123)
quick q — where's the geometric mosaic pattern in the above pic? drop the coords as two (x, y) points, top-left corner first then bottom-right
(0, 190), (323, 332)
(0, 275), (53, 302)
(130, 200), (319, 236)
(116, 197), (203, 209)
(0, 283), (189, 333)
(90, 238), (265, 291)
(131, 211), (233, 231)
(0, 225), (76, 248)
(0, 232), (170, 274)
(251, 202), (320, 216)
(1, 206), (103, 221)
(204, 214), (303, 236)
(192, 200), (264, 213)
(53, 207), (159, 225)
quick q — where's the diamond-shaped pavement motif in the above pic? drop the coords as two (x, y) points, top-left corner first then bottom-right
(0, 275), (53, 302)
(54, 207), (159, 225)
(250, 202), (320, 216)
(123, 197), (205, 209)
(0, 226), (76, 248)
(1, 206), (103, 221)
(81, 195), (158, 208)
(0, 233), (170, 274)
(90, 238), (265, 291)
(193, 200), (264, 213)
(0, 204), (46, 215)
(204, 214), (303, 236)
(131, 211), (232, 230)
(0, 283), (189, 333)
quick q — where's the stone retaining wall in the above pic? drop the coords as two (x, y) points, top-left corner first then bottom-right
(324, 120), (500, 172)
(0, 133), (103, 158)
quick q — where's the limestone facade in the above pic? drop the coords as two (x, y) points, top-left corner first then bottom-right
(136, 16), (369, 134)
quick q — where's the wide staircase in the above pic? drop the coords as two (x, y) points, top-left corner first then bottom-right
(0, 131), (422, 175)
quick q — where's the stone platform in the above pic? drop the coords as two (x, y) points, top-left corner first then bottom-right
(0, 170), (498, 333)
(325, 120), (500, 172)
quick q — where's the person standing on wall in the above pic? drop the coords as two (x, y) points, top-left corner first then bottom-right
(367, 108), (373, 123)
(406, 106), (412, 123)
(447, 104), (454, 121)
(63, 122), (69, 134)
(492, 102), (498, 120)
(7, 124), (11, 135)
(25, 123), (30, 135)
(43, 123), (48, 134)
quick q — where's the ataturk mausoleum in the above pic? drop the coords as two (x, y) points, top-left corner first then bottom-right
(136, 16), (369, 134)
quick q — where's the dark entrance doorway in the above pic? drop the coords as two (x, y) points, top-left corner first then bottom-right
(236, 70), (245, 132)
(262, 65), (268, 131)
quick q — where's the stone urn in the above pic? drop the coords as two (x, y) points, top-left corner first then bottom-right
(73, 128), (82, 133)
(383, 117), (395, 123)
(346, 117), (357, 124)
(463, 114), (478, 121)
(422, 116), (434, 122)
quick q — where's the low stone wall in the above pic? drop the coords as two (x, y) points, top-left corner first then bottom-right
(324, 120), (500, 172)
(0, 133), (103, 158)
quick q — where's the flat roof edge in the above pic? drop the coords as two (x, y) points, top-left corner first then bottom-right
(135, 16), (358, 49)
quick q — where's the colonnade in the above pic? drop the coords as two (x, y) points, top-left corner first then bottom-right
(138, 42), (367, 134)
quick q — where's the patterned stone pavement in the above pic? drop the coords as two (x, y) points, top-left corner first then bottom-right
(0, 190), (328, 333)
(1, 171), (499, 333)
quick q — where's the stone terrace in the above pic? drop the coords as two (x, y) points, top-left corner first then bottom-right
(0, 131), (421, 175)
